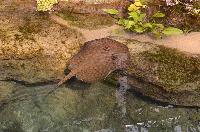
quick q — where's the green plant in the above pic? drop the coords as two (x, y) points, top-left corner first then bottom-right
(104, 0), (183, 37)
(36, 0), (68, 11)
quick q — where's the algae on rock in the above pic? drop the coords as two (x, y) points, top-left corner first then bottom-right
(141, 46), (200, 91)
(0, 4), (85, 83)
(114, 37), (200, 107)
(57, 10), (115, 29)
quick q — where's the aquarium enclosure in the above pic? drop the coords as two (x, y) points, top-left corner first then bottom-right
(0, 0), (200, 132)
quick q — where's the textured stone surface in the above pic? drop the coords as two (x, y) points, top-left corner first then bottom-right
(0, 0), (84, 83)
(112, 36), (200, 107)
(56, 0), (129, 14)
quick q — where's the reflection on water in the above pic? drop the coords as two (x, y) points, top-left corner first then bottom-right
(116, 75), (129, 116)
(0, 81), (200, 132)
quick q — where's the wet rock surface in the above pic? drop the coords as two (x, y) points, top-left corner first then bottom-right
(111, 36), (200, 107)
(0, 0), (84, 83)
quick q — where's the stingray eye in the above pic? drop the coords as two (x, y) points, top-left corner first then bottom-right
(103, 46), (110, 51)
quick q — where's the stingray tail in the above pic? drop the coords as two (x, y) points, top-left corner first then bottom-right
(43, 72), (75, 98)
(57, 72), (74, 87)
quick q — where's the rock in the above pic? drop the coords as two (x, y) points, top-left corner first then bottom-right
(0, 82), (16, 103)
(0, 1), (85, 83)
(55, 0), (129, 15)
(0, 82), (121, 131)
(55, 11), (116, 30)
(111, 36), (200, 107)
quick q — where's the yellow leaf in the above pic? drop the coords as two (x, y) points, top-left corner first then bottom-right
(128, 4), (140, 11)
(134, 1), (143, 7)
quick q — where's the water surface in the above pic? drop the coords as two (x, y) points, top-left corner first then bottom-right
(0, 81), (200, 132)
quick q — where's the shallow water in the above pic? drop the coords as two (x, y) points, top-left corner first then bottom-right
(0, 81), (200, 132)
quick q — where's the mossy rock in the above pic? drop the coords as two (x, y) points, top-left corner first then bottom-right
(141, 46), (200, 90)
(111, 37), (200, 107)
(56, 0), (128, 15)
(0, 3), (85, 83)
(56, 10), (115, 29)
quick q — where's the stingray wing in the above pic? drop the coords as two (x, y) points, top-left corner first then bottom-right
(75, 56), (116, 83)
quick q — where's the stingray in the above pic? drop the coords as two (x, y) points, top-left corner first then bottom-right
(57, 38), (131, 86)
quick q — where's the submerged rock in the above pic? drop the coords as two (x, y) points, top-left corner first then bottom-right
(0, 81), (200, 132)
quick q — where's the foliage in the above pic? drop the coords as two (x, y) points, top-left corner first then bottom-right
(36, 0), (68, 11)
(165, 0), (200, 15)
(103, 9), (119, 15)
(147, 0), (200, 32)
(104, 0), (183, 37)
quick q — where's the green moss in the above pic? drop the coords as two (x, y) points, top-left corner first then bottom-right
(142, 46), (200, 90)
(57, 10), (115, 29)
(103, 72), (118, 86)
(19, 22), (42, 34)
(17, 16), (46, 41)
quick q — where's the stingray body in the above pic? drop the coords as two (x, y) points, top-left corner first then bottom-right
(57, 38), (130, 86)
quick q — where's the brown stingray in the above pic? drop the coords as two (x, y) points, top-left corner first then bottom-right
(57, 38), (131, 86)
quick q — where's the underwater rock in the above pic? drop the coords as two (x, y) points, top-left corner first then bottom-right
(1, 82), (200, 131)
(58, 38), (131, 86)
(0, 82), (125, 132)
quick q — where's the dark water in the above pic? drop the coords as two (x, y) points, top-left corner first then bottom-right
(0, 81), (200, 132)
